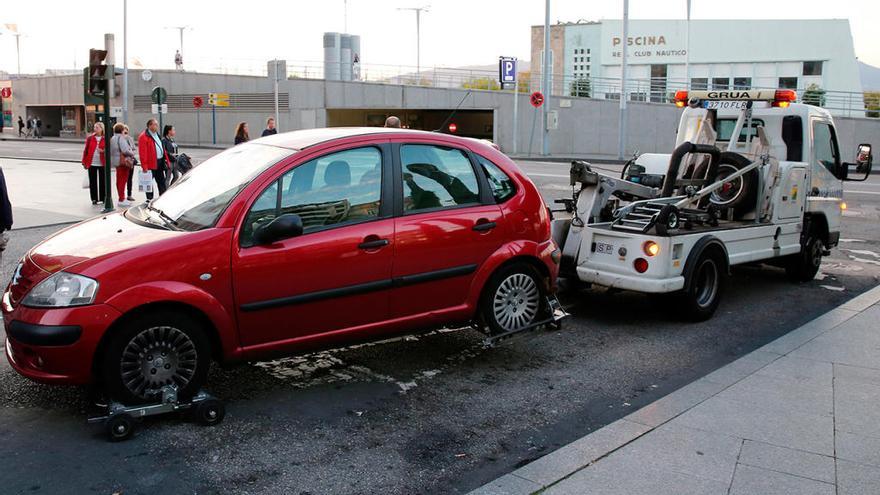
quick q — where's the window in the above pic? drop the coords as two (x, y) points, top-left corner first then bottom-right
(714, 119), (765, 143)
(712, 77), (729, 90)
(690, 78), (708, 90)
(779, 77), (798, 89)
(477, 155), (516, 202)
(812, 122), (840, 174)
(630, 92), (648, 102)
(733, 77), (752, 90)
(149, 144), (291, 231)
(400, 145), (480, 212)
(650, 64), (668, 103)
(241, 147), (383, 246)
(803, 61), (823, 76)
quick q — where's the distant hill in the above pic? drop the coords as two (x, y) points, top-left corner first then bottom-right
(860, 61), (880, 91)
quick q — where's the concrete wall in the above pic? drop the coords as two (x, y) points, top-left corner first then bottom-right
(7, 70), (879, 160)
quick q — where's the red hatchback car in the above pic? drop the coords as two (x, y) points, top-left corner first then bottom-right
(4, 128), (559, 403)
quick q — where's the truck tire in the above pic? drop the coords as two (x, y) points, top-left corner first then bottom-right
(694, 151), (759, 215)
(785, 232), (823, 282)
(100, 310), (211, 405)
(480, 263), (545, 336)
(676, 249), (726, 321)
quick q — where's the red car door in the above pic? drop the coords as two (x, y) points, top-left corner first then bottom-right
(232, 143), (395, 351)
(389, 141), (507, 321)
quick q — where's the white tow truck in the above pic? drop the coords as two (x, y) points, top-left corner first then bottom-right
(552, 89), (874, 320)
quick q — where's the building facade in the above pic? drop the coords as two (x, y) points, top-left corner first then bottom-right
(531, 19), (864, 114)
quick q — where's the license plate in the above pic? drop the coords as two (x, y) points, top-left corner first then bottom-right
(703, 100), (748, 110)
(595, 242), (614, 255)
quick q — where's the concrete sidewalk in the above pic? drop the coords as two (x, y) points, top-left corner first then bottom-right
(472, 284), (880, 495)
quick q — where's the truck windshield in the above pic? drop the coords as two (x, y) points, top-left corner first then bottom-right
(715, 119), (765, 143)
(148, 144), (293, 231)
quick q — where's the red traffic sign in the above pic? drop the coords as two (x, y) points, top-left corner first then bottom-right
(448, 122), (457, 133)
(192, 96), (204, 109)
(530, 91), (544, 108)
(0, 87), (11, 98)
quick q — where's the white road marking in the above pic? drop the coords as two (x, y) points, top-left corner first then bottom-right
(844, 190), (880, 195)
(528, 172), (569, 178)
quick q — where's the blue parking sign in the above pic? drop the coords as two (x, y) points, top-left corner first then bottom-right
(499, 57), (517, 85)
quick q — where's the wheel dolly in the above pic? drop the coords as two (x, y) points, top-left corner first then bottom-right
(88, 385), (225, 442)
(482, 295), (569, 348)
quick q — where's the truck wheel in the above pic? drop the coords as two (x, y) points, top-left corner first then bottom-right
(480, 263), (545, 336)
(694, 152), (759, 215)
(100, 310), (211, 405)
(785, 233), (823, 282)
(677, 251), (725, 321)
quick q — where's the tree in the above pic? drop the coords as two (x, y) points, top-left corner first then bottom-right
(461, 77), (500, 91)
(802, 83), (826, 107)
(516, 71), (531, 93)
(865, 91), (880, 118)
(570, 78), (591, 98)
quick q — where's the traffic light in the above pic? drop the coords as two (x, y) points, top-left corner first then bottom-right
(87, 49), (109, 96)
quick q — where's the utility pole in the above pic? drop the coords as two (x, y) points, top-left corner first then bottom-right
(14, 33), (22, 76)
(685, 0), (691, 91)
(617, 0), (630, 160)
(344, 0), (349, 33)
(541, 0), (551, 156)
(123, 0), (129, 124)
(398, 6), (429, 83)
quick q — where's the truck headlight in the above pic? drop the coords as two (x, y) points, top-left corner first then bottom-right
(22, 272), (99, 308)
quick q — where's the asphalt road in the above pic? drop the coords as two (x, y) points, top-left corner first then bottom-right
(1, 140), (879, 494)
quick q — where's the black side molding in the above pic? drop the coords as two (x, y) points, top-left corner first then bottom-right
(7, 321), (82, 346)
(240, 264), (479, 312)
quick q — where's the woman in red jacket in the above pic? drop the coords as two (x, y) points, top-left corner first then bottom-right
(81, 122), (106, 205)
(137, 118), (170, 200)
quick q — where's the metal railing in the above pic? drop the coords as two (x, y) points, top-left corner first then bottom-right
(168, 57), (877, 118)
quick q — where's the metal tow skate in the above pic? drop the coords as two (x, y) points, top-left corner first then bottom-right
(482, 295), (569, 348)
(87, 385), (225, 442)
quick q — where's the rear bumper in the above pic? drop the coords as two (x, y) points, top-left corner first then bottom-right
(576, 266), (684, 293)
(3, 296), (122, 385)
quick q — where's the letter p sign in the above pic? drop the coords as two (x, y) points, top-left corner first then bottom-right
(499, 57), (517, 85)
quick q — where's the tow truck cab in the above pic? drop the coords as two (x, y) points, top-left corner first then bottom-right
(556, 89), (872, 320)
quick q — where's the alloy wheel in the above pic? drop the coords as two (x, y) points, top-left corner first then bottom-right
(492, 273), (540, 332)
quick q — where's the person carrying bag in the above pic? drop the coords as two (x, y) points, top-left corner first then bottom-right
(109, 123), (136, 206)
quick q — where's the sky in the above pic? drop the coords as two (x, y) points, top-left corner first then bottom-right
(1, 0), (879, 75)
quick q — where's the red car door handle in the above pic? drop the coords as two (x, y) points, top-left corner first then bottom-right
(358, 238), (390, 250)
(472, 220), (497, 232)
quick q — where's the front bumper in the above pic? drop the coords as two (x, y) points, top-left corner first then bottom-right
(3, 294), (122, 385)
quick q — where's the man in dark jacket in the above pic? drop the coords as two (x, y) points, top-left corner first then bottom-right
(261, 117), (277, 137)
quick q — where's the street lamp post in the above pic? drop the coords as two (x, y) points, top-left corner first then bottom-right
(123, 0), (129, 124)
(617, 0), (630, 160)
(541, 0), (551, 156)
(398, 6), (429, 83)
(165, 26), (191, 69)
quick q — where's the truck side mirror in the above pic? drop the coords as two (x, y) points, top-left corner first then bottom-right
(844, 143), (873, 182)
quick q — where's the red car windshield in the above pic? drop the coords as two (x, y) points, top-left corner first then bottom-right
(150, 144), (293, 230)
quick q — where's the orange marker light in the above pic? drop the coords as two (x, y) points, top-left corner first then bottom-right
(643, 241), (660, 257)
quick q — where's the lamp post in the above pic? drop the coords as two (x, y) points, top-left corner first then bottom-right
(165, 25), (191, 69)
(541, 0), (551, 156)
(398, 6), (429, 83)
(123, 0), (129, 124)
(617, 0), (630, 160)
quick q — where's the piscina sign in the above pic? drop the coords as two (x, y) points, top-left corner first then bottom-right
(601, 22), (688, 64)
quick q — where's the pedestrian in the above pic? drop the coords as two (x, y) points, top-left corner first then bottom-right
(25, 117), (32, 139)
(81, 122), (106, 205)
(17, 116), (24, 137)
(384, 115), (401, 128)
(123, 125), (136, 202)
(234, 122), (249, 145)
(137, 118), (170, 200)
(0, 164), (12, 257)
(261, 117), (277, 137)
(109, 123), (136, 206)
(175, 50), (183, 71)
(35, 117), (42, 139)
(162, 125), (180, 186)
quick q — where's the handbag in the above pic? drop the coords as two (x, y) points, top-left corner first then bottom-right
(82, 170), (90, 189)
(138, 171), (154, 193)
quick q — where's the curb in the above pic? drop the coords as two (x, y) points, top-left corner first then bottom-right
(468, 283), (880, 495)
(0, 155), (80, 164)
(0, 137), (226, 150)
